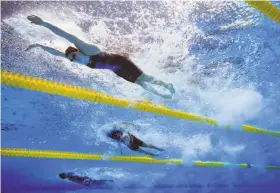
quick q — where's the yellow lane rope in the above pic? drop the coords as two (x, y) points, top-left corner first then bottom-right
(245, 0), (280, 24)
(2, 148), (279, 169)
(2, 71), (280, 137)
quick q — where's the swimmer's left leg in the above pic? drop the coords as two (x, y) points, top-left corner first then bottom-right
(135, 80), (173, 99)
(141, 143), (165, 151)
(137, 148), (159, 156)
(139, 73), (175, 94)
(95, 179), (114, 185)
(84, 179), (114, 186)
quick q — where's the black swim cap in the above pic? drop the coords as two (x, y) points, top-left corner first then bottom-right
(108, 130), (122, 140)
(59, 172), (67, 179)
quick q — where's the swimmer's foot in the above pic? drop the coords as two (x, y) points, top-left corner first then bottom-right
(151, 152), (160, 157)
(166, 83), (175, 94)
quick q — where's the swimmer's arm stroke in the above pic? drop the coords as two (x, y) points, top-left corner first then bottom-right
(118, 142), (123, 155)
(113, 123), (129, 133)
(25, 43), (66, 58)
(27, 15), (102, 56)
(119, 122), (141, 132)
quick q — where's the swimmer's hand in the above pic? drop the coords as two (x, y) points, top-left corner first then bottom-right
(25, 43), (44, 51)
(27, 15), (44, 25)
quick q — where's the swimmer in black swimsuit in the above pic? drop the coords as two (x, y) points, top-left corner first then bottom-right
(25, 15), (175, 99)
(59, 172), (114, 186)
(107, 123), (164, 156)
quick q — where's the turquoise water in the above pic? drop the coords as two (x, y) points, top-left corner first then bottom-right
(1, 1), (280, 193)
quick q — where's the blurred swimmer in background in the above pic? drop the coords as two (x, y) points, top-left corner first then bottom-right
(59, 172), (114, 186)
(107, 122), (164, 156)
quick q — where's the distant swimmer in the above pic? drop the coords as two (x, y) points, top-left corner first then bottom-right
(59, 172), (114, 186)
(107, 122), (164, 156)
(26, 15), (175, 99)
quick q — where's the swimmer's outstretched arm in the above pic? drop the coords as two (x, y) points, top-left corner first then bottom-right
(27, 15), (102, 55)
(25, 43), (66, 58)
(119, 122), (141, 131)
(119, 142), (123, 155)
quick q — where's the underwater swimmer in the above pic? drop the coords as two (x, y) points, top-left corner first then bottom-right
(26, 15), (175, 99)
(107, 123), (164, 156)
(59, 172), (114, 186)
